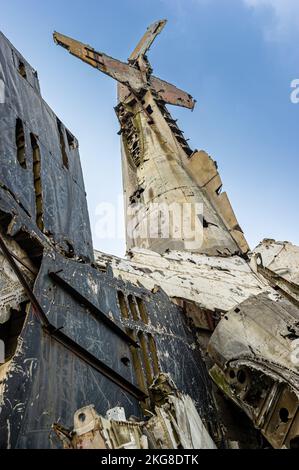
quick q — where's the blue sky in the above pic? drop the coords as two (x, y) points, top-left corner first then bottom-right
(1, 0), (298, 256)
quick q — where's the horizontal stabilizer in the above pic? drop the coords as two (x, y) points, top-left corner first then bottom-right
(151, 76), (195, 109)
(53, 31), (195, 109)
(129, 19), (167, 63)
(53, 32), (145, 93)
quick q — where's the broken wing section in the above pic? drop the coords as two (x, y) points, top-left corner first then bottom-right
(150, 76), (195, 109)
(208, 292), (299, 449)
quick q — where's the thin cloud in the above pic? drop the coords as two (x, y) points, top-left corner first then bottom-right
(243, 0), (299, 41)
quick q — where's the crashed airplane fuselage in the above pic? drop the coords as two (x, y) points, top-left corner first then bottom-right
(0, 20), (298, 449)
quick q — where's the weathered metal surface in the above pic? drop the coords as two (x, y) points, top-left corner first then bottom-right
(0, 29), (221, 448)
(0, 252), (139, 448)
(0, 233), (50, 327)
(183, 150), (249, 252)
(53, 30), (195, 110)
(251, 241), (299, 309)
(254, 239), (299, 285)
(94, 248), (268, 313)
(95, 243), (299, 447)
(53, 374), (216, 449)
(53, 21), (249, 256)
(0, 32), (93, 261)
(151, 76), (195, 109)
(208, 292), (299, 448)
(0, 250), (220, 447)
(0, 234), (35, 325)
(1, 20), (298, 451)
(53, 32), (147, 93)
(128, 19), (167, 63)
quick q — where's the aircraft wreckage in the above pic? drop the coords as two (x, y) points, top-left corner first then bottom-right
(0, 20), (298, 449)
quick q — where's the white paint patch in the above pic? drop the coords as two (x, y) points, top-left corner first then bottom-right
(6, 419), (11, 449)
(94, 247), (269, 313)
(0, 78), (4, 104)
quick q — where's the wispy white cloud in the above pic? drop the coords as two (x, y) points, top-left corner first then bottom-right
(243, 0), (299, 41)
(160, 0), (299, 42)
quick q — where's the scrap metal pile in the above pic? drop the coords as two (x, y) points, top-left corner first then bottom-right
(0, 21), (298, 449)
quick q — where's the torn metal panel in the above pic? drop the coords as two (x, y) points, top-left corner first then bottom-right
(94, 247), (268, 314)
(183, 150), (249, 253)
(0, 245), (220, 447)
(208, 292), (299, 448)
(53, 375), (216, 449)
(0, 233), (35, 324)
(253, 239), (299, 285)
(54, 405), (147, 449)
(173, 298), (216, 331)
(128, 19), (167, 63)
(146, 373), (217, 449)
(0, 251), (140, 448)
(254, 262), (299, 310)
(209, 364), (299, 449)
(208, 292), (299, 390)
